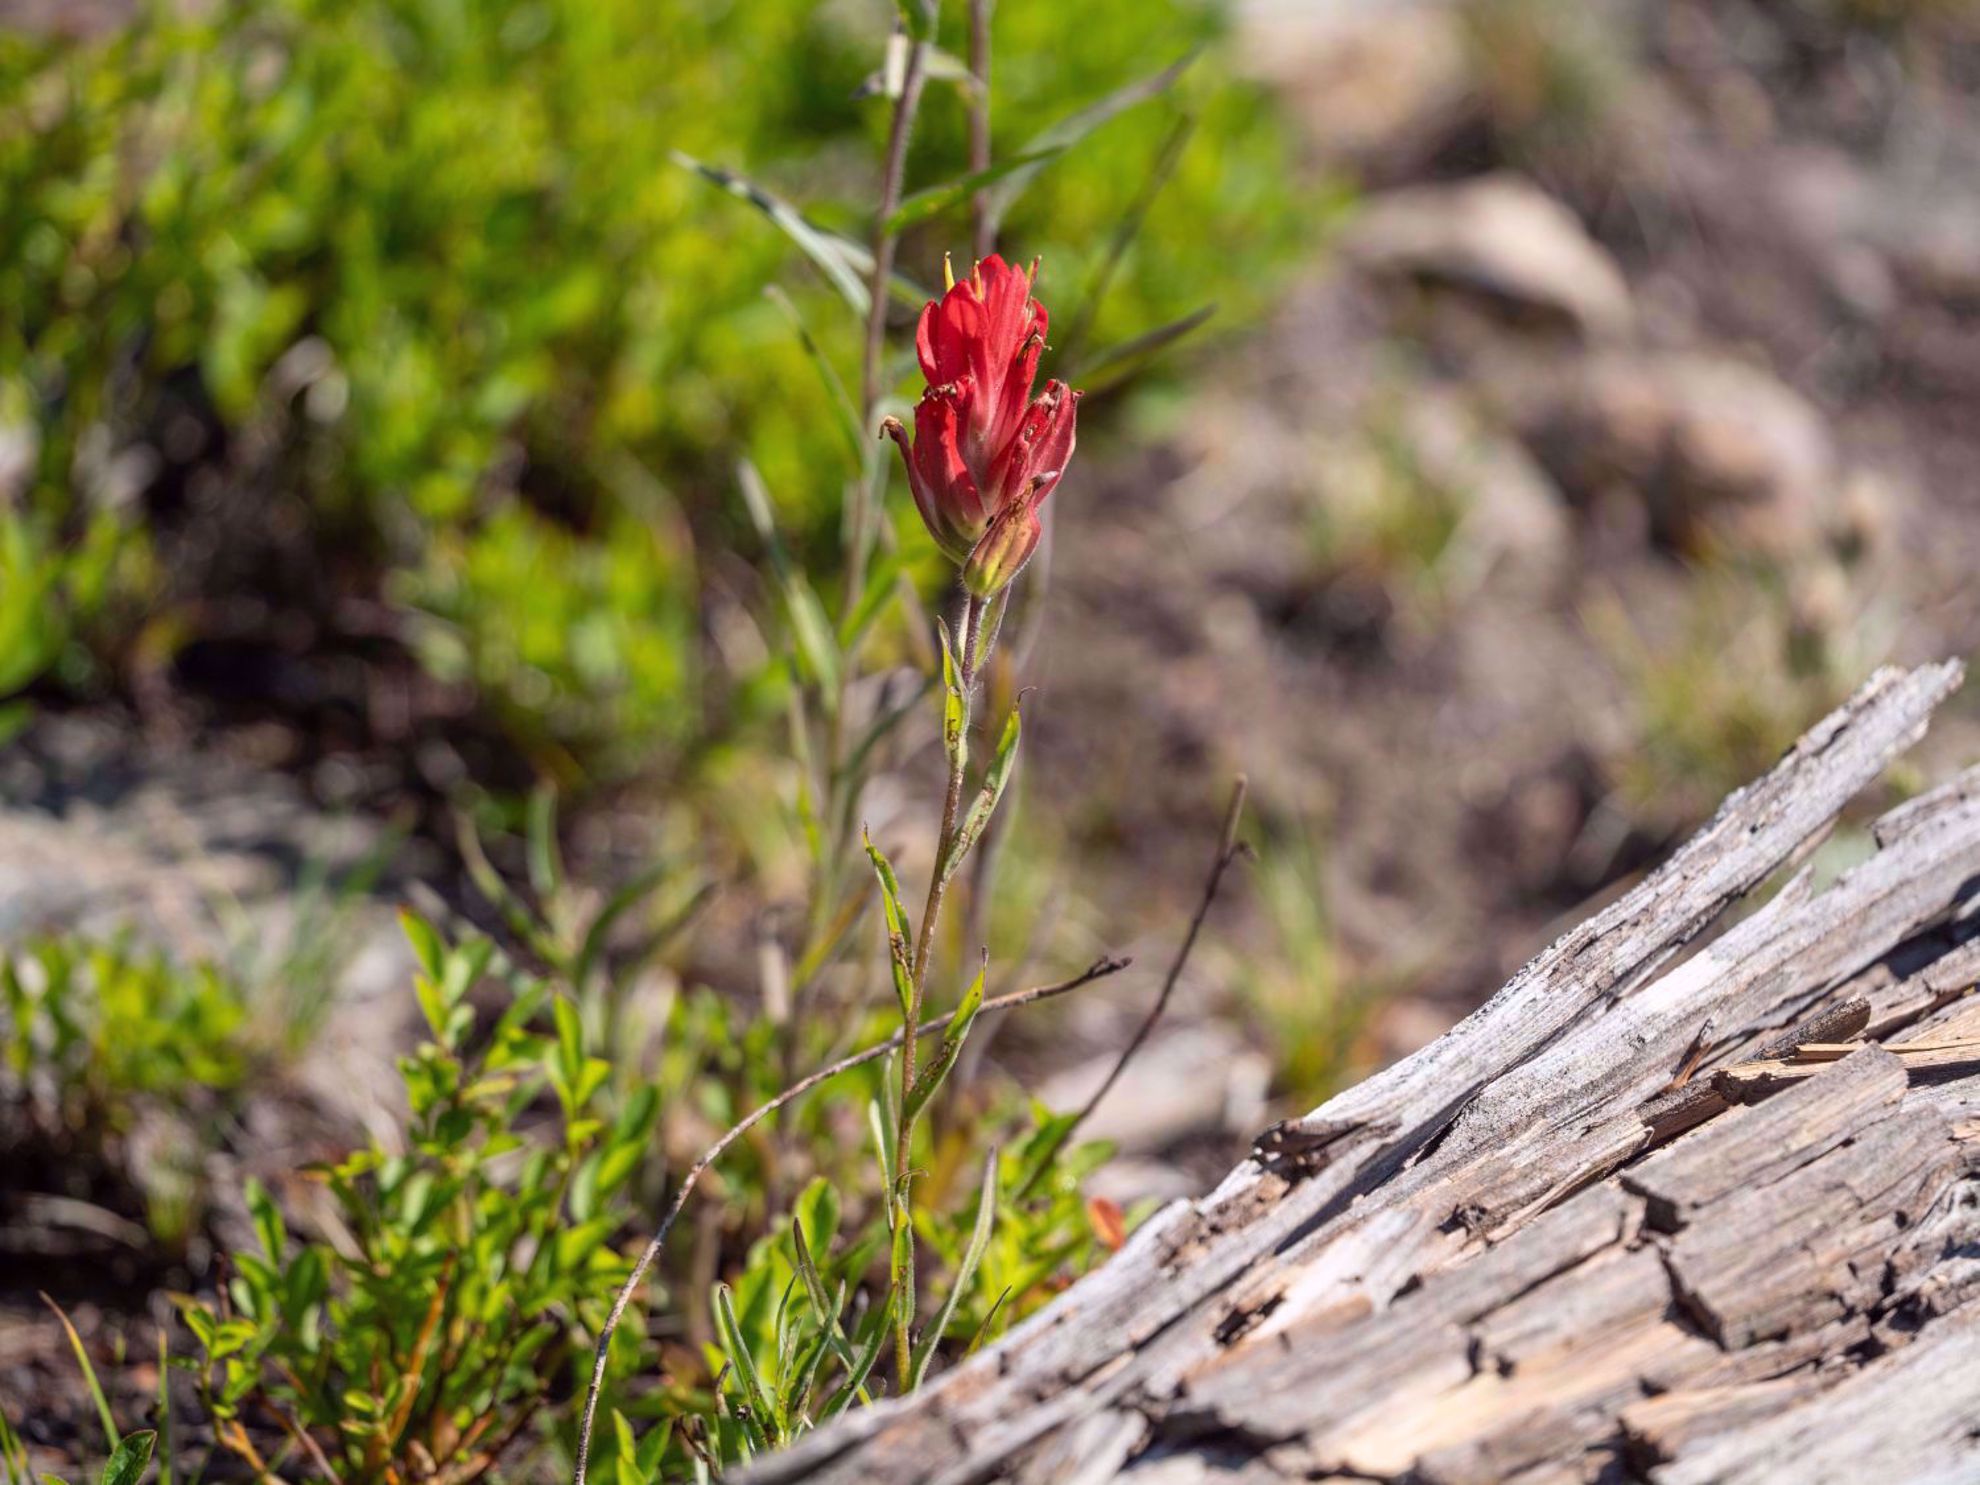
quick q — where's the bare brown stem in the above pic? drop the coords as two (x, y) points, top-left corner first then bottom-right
(568, 955), (1129, 1485)
(967, 0), (995, 261)
(1068, 776), (1250, 1139)
(848, 21), (932, 615)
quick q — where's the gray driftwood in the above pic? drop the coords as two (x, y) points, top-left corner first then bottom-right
(734, 660), (1980, 1485)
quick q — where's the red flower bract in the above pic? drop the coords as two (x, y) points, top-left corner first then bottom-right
(883, 254), (1080, 598)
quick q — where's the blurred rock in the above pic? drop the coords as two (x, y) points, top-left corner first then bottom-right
(1403, 393), (1572, 590)
(1036, 1023), (1271, 1157)
(1082, 1156), (1203, 1210)
(1521, 352), (1837, 557)
(0, 716), (417, 1138)
(1236, 0), (1473, 180)
(1344, 173), (1635, 340)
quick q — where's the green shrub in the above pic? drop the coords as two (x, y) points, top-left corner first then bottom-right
(0, 0), (1308, 771)
(179, 918), (660, 1480)
(1, 936), (261, 1242)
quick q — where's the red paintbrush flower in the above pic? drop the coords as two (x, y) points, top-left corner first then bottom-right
(882, 254), (1080, 598)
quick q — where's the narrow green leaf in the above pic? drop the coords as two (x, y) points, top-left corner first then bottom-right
(572, 858), (675, 994)
(552, 995), (584, 1086)
(966, 1286), (1012, 1356)
(863, 831), (916, 1019)
(1056, 110), (1198, 370)
(837, 547), (908, 655)
(821, 1302), (889, 1418)
(454, 813), (555, 961)
(938, 703), (1021, 886)
(153, 1330), (172, 1485)
(983, 52), (1200, 235)
(884, 149), (1063, 234)
(1069, 303), (1217, 390)
(672, 152), (871, 316)
(909, 1145), (999, 1388)
(398, 910), (444, 981)
(790, 1223), (850, 1361)
(98, 1431), (154, 1485)
(714, 1284), (779, 1446)
(867, 1095), (899, 1194)
(765, 284), (864, 469)
(524, 784), (562, 900)
(903, 956), (987, 1127)
(612, 1409), (640, 1477)
(739, 460), (841, 699)
(937, 620), (966, 772)
(41, 1295), (118, 1450)
(842, 671), (933, 785)
(889, 1207), (916, 1368)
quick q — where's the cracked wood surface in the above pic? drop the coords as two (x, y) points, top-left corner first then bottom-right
(733, 661), (1980, 1485)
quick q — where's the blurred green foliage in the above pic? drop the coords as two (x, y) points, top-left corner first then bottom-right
(0, 0), (1307, 776)
(1, 935), (257, 1240)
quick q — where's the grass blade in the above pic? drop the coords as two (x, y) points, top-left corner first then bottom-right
(672, 151), (872, 317)
(714, 1284), (780, 1447)
(1056, 110), (1197, 370)
(1069, 303), (1217, 391)
(41, 1294), (118, 1450)
(884, 149), (1063, 234)
(820, 1302), (889, 1418)
(983, 52), (1199, 237)
(908, 1144), (999, 1388)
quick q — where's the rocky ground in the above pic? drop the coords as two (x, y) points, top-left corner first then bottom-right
(1014, 0), (1980, 1158)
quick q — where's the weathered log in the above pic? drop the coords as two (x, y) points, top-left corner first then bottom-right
(735, 660), (1980, 1485)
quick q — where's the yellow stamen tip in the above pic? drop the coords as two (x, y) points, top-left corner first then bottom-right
(943, 253), (956, 293)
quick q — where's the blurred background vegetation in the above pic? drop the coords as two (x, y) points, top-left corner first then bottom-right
(0, 0), (1308, 785)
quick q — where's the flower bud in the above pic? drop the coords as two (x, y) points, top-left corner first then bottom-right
(884, 254), (1080, 590)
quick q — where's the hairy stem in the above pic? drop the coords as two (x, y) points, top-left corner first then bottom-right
(892, 589), (987, 1381)
(567, 956), (1129, 1485)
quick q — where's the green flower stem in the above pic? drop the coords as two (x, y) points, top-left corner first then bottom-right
(894, 588), (988, 1383)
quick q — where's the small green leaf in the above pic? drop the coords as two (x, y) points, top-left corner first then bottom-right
(525, 784), (562, 900)
(714, 1283), (779, 1445)
(765, 284), (864, 469)
(939, 702), (1020, 885)
(903, 957), (987, 1127)
(889, 1206), (916, 1369)
(910, 1145), (999, 1388)
(937, 620), (967, 772)
(863, 831), (916, 1019)
(552, 994), (584, 1085)
(398, 910), (444, 980)
(99, 1431), (155, 1485)
(740, 460), (840, 699)
(821, 1301), (890, 1418)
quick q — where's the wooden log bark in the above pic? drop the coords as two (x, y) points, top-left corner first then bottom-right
(734, 660), (1980, 1485)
